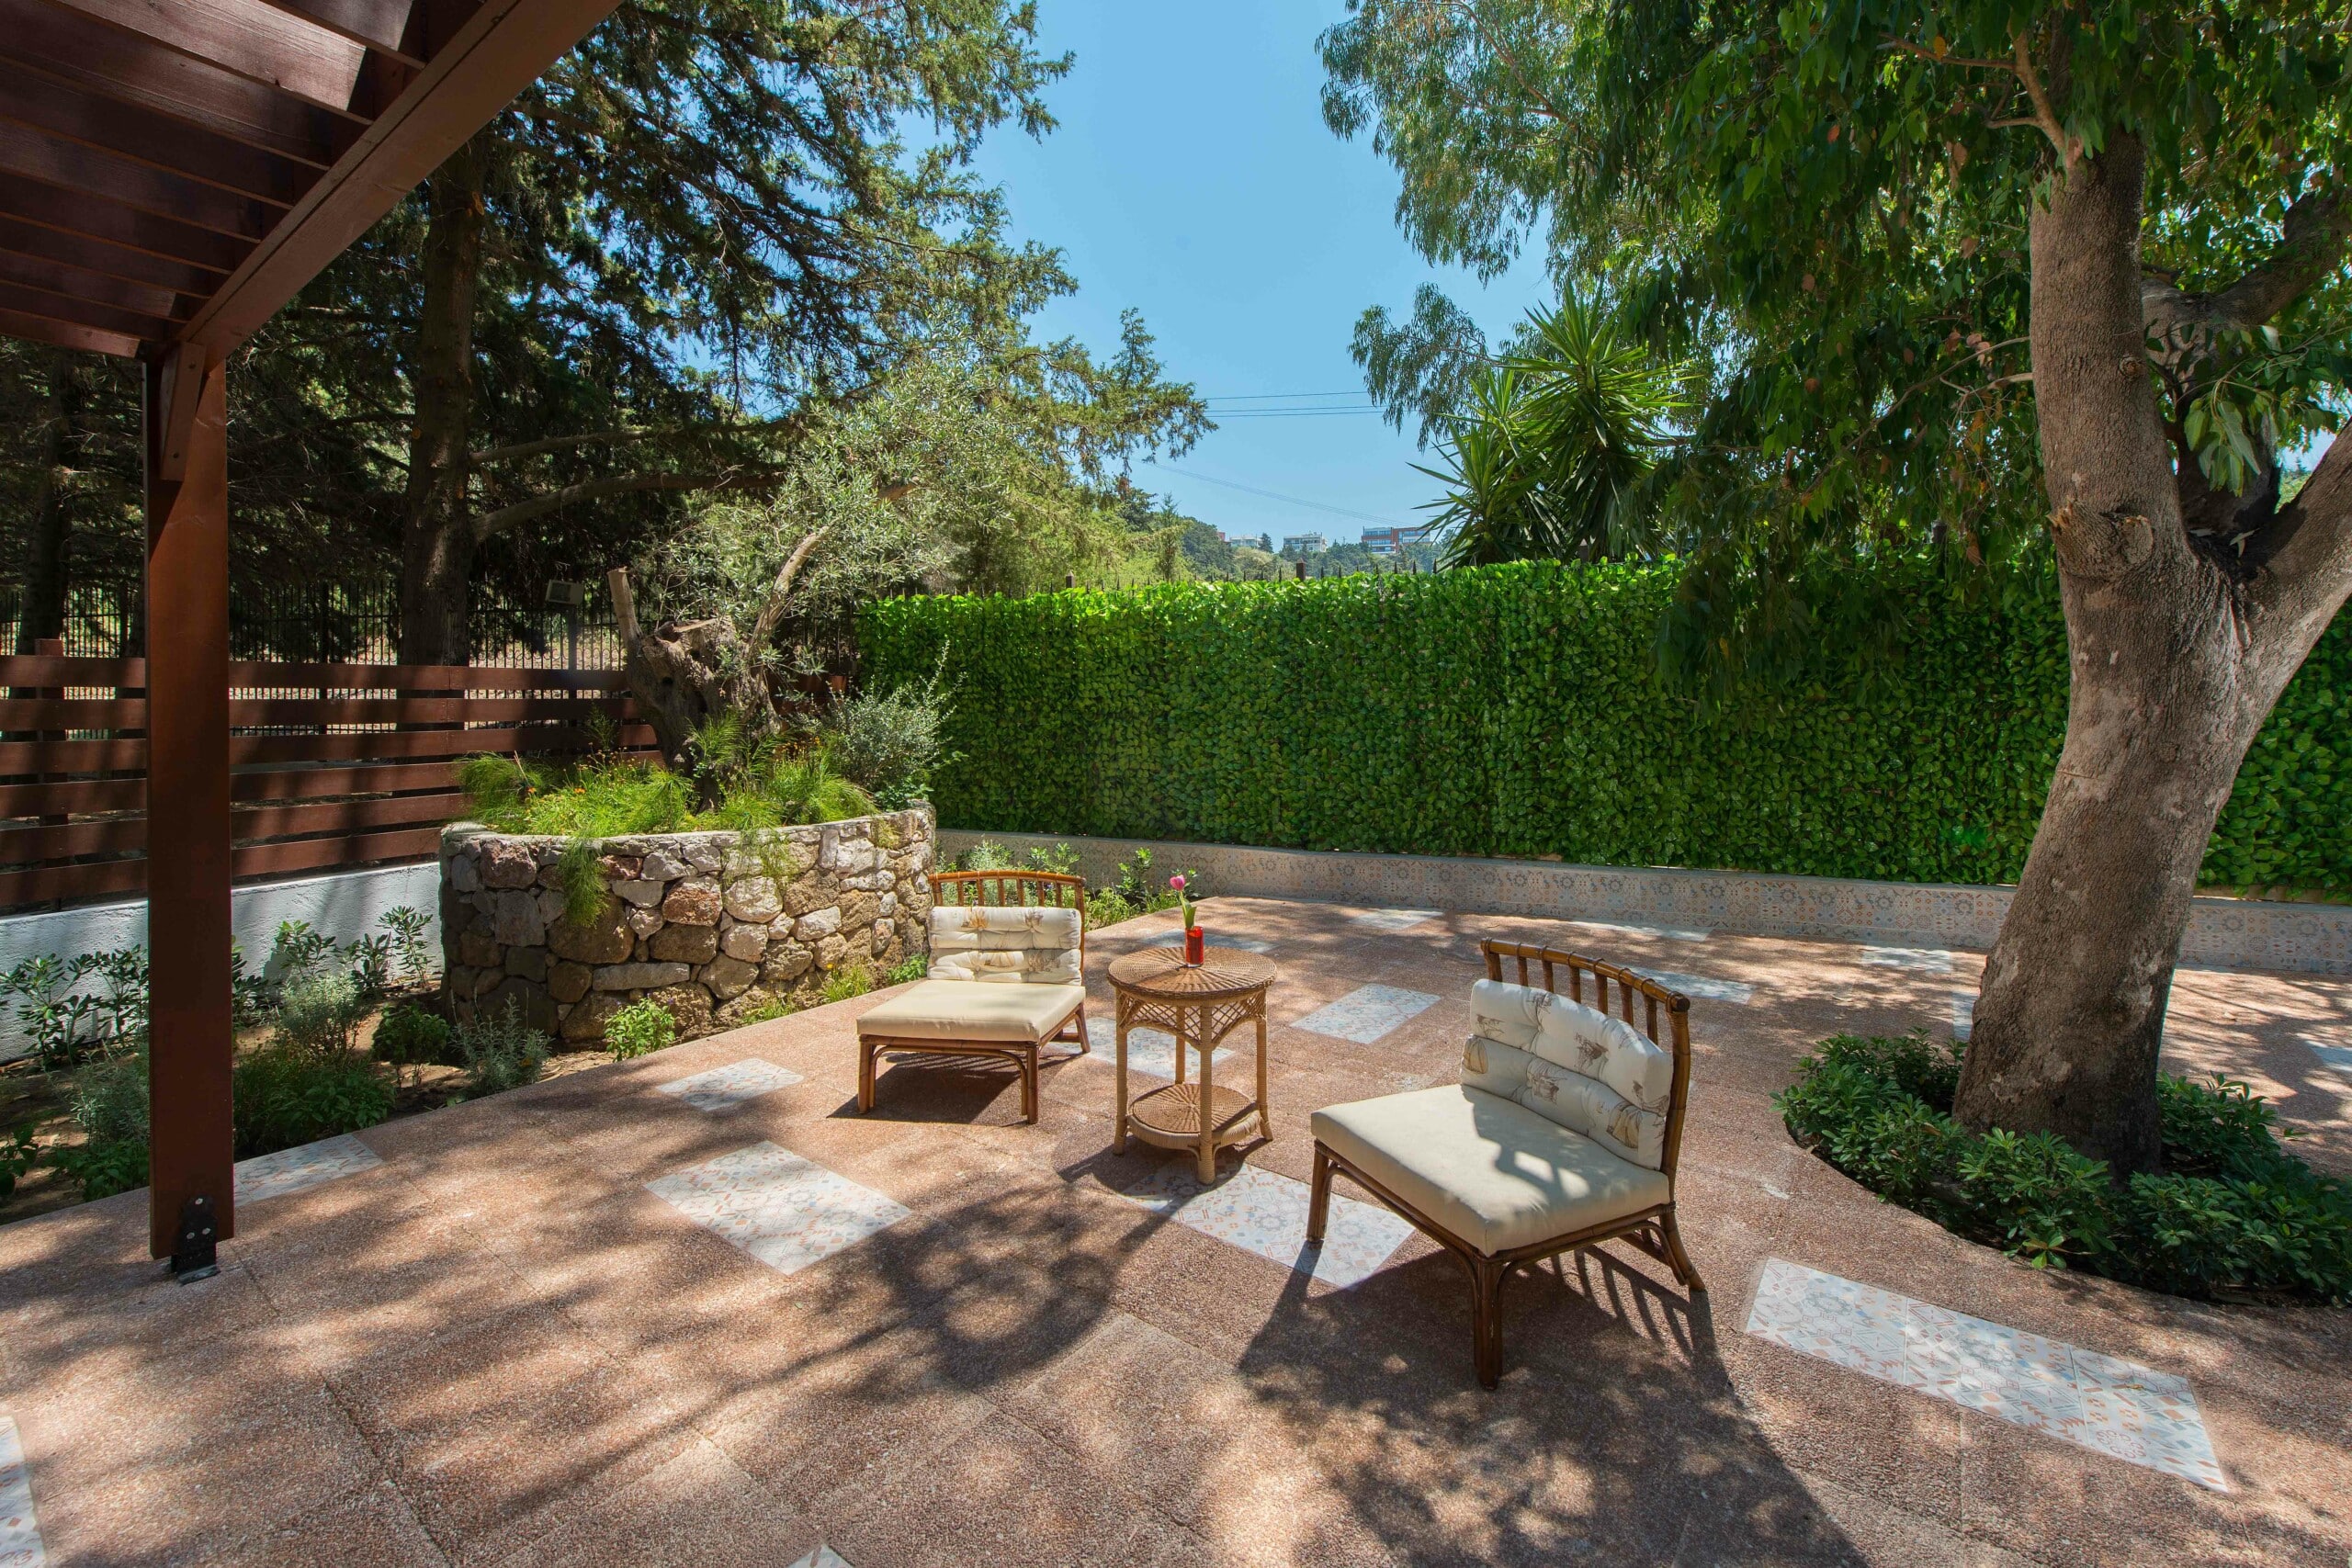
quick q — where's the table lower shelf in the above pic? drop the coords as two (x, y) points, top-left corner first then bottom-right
(1126, 1081), (1260, 1145)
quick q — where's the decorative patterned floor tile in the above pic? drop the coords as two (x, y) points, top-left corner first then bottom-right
(1572, 919), (1711, 942)
(233, 1133), (382, 1205)
(1860, 945), (1955, 974)
(1348, 907), (1443, 933)
(1745, 1258), (2225, 1489)
(1087, 1018), (1237, 1080)
(1290, 984), (1441, 1043)
(1112, 1162), (1413, 1289)
(1634, 969), (1755, 1006)
(788, 1548), (853, 1568)
(1149, 933), (1274, 953)
(656, 1057), (804, 1113)
(647, 1143), (910, 1276)
(0, 1416), (42, 1567)
(2305, 1035), (2352, 1073)
(1952, 992), (1977, 1040)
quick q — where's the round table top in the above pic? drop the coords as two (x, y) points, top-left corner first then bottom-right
(1106, 944), (1277, 999)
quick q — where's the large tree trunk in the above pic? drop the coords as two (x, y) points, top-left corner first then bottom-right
(17, 350), (76, 653)
(1953, 139), (2346, 1170)
(605, 569), (777, 775)
(399, 136), (489, 664)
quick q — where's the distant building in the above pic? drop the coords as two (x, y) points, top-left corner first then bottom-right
(1281, 532), (1328, 555)
(1361, 523), (1440, 555)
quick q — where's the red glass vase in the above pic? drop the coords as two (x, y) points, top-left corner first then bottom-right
(1182, 927), (1205, 965)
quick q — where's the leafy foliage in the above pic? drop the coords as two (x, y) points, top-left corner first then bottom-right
(605, 998), (680, 1061)
(808, 652), (958, 809)
(455, 1001), (551, 1098)
(372, 1004), (458, 1077)
(0, 1122), (39, 1200)
(232, 1047), (395, 1162)
(1780, 1034), (2352, 1301)
(456, 747), (874, 842)
(866, 566), (2352, 891)
(819, 964), (876, 1004)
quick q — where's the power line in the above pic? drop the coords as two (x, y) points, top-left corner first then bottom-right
(1200, 389), (1373, 403)
(1146, 461), (1415, 529)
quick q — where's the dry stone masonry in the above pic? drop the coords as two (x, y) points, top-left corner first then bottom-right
(439, 807), (933, 1042)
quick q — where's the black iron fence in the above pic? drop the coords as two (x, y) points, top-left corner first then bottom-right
(0, 580), (622, 669)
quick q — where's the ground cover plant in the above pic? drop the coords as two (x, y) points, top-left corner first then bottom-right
(1780, 1032), (2352, 1303)
(605, 998), (679, 1061)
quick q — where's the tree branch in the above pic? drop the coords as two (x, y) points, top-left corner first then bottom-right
(471, 467), (787, 541)
(2245, 429), (2352, 649)
(2143, 186), (2349, 365)
(748, 525), (831, 649)
(470, 427), (654, 466)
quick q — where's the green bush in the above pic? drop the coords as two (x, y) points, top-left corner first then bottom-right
(1779, 1033), (2352, 1302)
(52, 1049), (153, 1200)
(0, 1122), (36, 1199)
(807, 653), (958, 808)
(819, 964), (874, 1004)
(372, 1004), (457, 1073)
(51, 1138), (148, 1201)
(232, 1046), (394, 1160)
(605, 998), (679, 1060)
(884, 954), (928, 985)
(863, 561), (2352, 892)
(275, 972), (370, 1058)
(458, 745), (874, 840)
(455, 1000), (549, 1096)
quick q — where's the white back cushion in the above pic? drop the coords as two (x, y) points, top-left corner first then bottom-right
(1465, 978), (1674, 1168)
(928, 903), (1081, 985)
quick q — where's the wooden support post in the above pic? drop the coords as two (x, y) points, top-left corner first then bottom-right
(144, 345), (234, 1259)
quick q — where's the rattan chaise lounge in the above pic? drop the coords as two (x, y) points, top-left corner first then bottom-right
(854, 869), (1089, 1124)
(1307, 939), (1704, 1387)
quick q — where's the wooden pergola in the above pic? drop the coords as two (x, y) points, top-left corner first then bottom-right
(0, 0), (622, 1257)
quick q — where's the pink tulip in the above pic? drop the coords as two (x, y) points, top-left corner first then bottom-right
(1169, 874), (1186, 890)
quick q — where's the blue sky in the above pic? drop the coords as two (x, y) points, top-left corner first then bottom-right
(967, 1), (1553, 546)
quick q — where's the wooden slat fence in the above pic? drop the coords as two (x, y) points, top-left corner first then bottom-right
(0, 656), (656, 911)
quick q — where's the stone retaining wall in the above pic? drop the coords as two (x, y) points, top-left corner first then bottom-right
(440, 807), (933, 1042)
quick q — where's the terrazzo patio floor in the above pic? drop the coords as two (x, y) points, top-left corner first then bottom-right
(5, 895), (2352, 1567)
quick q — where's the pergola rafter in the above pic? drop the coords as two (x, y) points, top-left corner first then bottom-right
(0, 0), (622, 1257)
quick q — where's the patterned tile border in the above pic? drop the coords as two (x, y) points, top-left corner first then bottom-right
(1290, 985), (1441, 1043)
(1085, 1018), (1237, 1080)
(233, 1133), (382, 1206)
(2308, 1037), (2352, 1073)
(1633, 968), (1755, 1007)
(1861, 945), (1955, 974)
(0, 1415), (42, 1568)
(656, 1057), (805, 1113)
(789, 1548), (854, 1568)
(942, 830), (2352, 976)
(1570, 919), (1711, 942)
(1952, 993), (1977, 1041)
(1109, 1161), (1413, 1289)
(1746, 1258), (2225, 1489)
(647, 1143), (910, 1276)
(1145, 932), (1275, 953)
(1349, 907), (1443, 933)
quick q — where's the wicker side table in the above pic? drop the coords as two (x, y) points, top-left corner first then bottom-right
(1107, 946), (1278, 1181)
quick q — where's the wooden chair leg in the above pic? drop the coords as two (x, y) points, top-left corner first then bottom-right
(1021, 1044), (1039, 1123)
(1470, 1255), (1508, 1389)
(1660, 1208), (1706, 1294)
(1306, 1144), (1334, 1243)
(1071, 1000), (1091, 1055)
(857, 1035), (876, 1112)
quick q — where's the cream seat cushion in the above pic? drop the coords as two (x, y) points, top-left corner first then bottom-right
(1312, 1085), (1669, 1257)
(857, 977), (1084, 1043)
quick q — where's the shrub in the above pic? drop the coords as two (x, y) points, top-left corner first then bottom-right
(809, 649), (957, 808)
(0, 1122), (36, 1199)
(605, 998), (679, 1060)
(379, 906), (435, 988)
(884, 954), (927, 986)
(862, 563), (2352, 894)
(457, 744), (873, 842)
(51, 1138), (148, 1201)
(733, 996), (794, 1025)
(820, 964), (875, 1004)
(372, 1004), (456, 1077)
(232, 1044), (395, 1160)
(455, 999), (550, 1096)
(1780, 1034), (2352, 1302)
(52, 1050), (153, 1201)
(274, 972), (369, 1059)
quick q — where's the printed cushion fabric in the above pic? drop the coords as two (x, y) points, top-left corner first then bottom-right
(856, 978), (1084, 1043)
(929, 903), (1082, 985)
(1467, 980), (1675, 1168)
(1312, 1085), (1670, 1257)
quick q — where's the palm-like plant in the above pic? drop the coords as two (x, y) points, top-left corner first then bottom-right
(1422, 296), (1686, 567)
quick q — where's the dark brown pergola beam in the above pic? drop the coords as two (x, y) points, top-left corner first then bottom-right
(0, 276), (179, 341)
(0, 124), (278, 241)
(0, 59), (321, 207)
(182, 0), (620, 352)
(42, 0), (371, 118)
(253, 0), (437, 64)
(0, 174), (255, 276)
(0, 0), (356, 166)
(0, 216), (227, 299)
(0, 302), (138, 355)
(0, 249), (189, 323)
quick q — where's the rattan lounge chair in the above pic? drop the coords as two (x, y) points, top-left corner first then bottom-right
(855, 869), (1089, 1124)
(1307, 939), (1704, 1387)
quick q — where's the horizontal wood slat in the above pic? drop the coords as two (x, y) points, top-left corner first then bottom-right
(0, 654), (655, 910)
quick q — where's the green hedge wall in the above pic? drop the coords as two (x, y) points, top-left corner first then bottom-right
(860, 561), (2352, 891)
